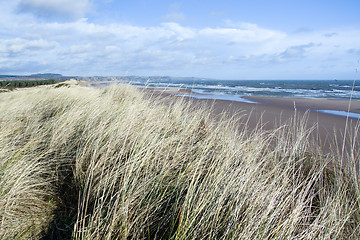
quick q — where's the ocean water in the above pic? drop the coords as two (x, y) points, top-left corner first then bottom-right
(126, 79), (360, 100)
(98, 78), (360, 118)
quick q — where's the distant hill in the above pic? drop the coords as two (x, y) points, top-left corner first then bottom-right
(0, 73), (71, 81)
(0, 75), (18, 78)
(0, 73), (62, 78)
(30, 73), (62, 77)
(0, 74), (212, 83)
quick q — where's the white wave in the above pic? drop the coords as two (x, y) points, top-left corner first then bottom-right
(126, 80), (360, 100)
(175, 94), (259, 104)
(316, 110), (360, 119)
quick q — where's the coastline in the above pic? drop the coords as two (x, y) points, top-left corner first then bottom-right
(2, 80), (360, 238)
(245, 96), (360, 114)
(140, 86), (360, 156)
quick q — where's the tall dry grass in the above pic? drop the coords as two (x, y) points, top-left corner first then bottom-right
(0, 83), (359, 239)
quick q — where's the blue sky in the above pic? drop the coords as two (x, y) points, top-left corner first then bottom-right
(0, 0), (359, 79)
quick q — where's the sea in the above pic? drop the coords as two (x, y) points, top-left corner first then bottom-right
(123, 79), (360, 100)
(95, 78), (360, 118)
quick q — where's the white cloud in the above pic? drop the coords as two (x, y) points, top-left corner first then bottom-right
(161, 22), (195, 40)
(1, 3), (360, 78)
(199, 23), (286, 43)
(17, 0), (91, 20)
(277, 43), (317, 61)
(0, 38), (58, 57)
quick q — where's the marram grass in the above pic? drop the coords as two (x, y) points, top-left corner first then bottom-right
(0, 83), (359, 239)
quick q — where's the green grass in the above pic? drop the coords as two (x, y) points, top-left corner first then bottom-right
(0, 79), (60, 90)
(0, 83), (359, 239)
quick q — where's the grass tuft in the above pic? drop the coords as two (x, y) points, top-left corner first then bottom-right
(0, 84), (359, 239)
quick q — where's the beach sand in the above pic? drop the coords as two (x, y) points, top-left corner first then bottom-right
(141, 87), (360, 158)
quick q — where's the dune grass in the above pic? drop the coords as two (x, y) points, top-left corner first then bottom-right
(0, 83), (359, 239)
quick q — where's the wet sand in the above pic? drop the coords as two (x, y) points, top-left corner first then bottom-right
(245, 96), (360, 114)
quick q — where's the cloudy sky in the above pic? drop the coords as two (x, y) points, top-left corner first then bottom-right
(0, 0), (359, 79)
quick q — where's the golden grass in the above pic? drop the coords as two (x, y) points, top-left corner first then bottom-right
(0, 83), (359, 239)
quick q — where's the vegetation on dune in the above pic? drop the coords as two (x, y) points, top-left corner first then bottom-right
(0, 79), (60, 90)
(0, 83), (359, 239)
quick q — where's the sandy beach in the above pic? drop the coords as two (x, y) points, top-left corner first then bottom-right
(141, 87), (360, 156)
(212, 96), (359, 154)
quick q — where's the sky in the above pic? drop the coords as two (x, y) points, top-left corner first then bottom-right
(0, 0), (360, 80)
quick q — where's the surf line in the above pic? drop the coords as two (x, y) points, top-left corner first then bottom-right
(315, 109), (360, 119)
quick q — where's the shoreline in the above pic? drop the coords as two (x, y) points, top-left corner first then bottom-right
(140, 86), (360, 156)
(140, 85), (360, 117)
(245, 95), (360, 115)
